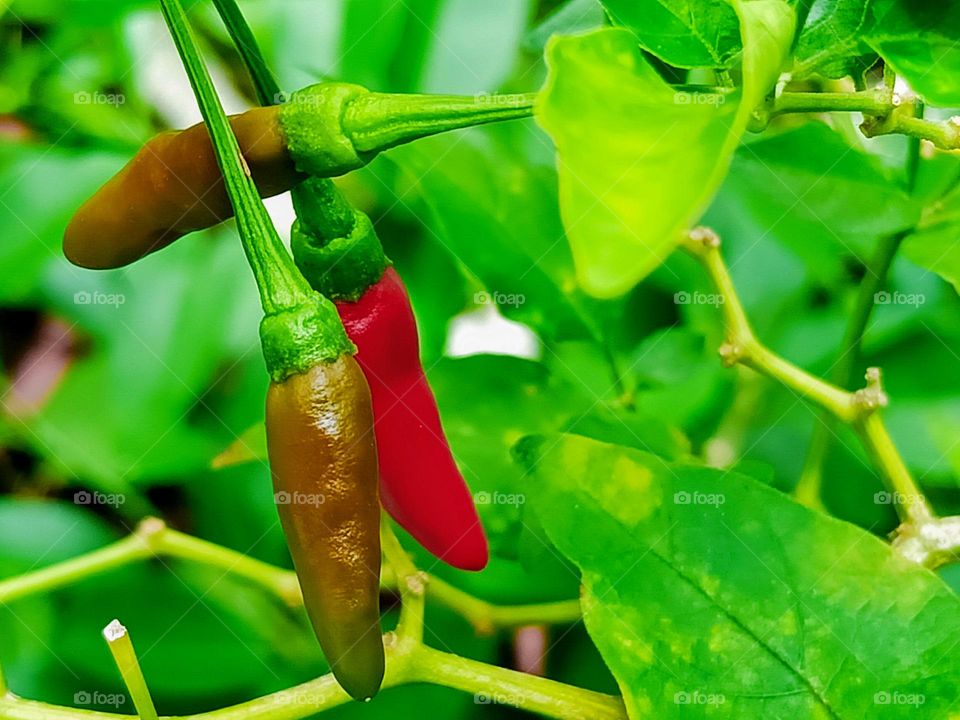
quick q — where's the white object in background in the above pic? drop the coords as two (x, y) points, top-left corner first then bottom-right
(446, 304), (540, 360)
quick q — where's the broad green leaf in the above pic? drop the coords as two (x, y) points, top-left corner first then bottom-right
(793, 0), (877, 78)
(725, 123), (921, 269)
(865, 0), (960, 106)
(537, 1), (795, 298)
(902, 227), (960, 295)
(518, 433), (960, 718)
(794, 0), (960, 103)
(603, 0), (741, 68)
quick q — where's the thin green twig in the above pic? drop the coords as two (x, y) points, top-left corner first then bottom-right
(682, 228), (935, 529)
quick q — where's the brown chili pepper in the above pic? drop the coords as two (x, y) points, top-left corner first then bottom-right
(266, 354), (384, 701)
(63, 107), (301, 269)
(63, 83), (534, 270)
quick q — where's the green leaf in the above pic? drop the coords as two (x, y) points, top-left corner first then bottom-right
(902, 185), (960, 293)
(724, 123), (921, 269)
(602, 0), (742, 68)
(793, 0), (878, 79)
(428, 354), (684, 558)
(537, 1), (795, 298)
(794, 0), (960, 104)
(865, 0), (960, 106)
(518, 433), (960, 718)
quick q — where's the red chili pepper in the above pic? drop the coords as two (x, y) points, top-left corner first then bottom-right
(340, 267), (488, 570)
(292, 179), (489, 571)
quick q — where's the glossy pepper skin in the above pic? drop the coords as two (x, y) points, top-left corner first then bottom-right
(336, 268), (488, 571)
(63, 83), (533, 270)
(265, 356), (384, 701)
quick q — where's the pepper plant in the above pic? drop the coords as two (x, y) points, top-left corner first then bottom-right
(1, 0), (959, 718)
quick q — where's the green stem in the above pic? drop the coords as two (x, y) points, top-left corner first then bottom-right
(159, 0), (311, 316)
(794, 232), (906, 506)
(210, 0), (281, 105)
(154, 524), (301, 604)
(426, 577), (581, 634)
(211, 0), (375, 277)
(343, 91), (537, 153)
(683, 229), (936, 528)
(380, 517), (425, 644)
(0, 640), (623, 720)
(0, 533), (152, 604)
(685, 230), (855, 422)
(772, 89), (890, 115)
(855, 413), (933, 526)
(102, 621), (159, 720)
(0, 518), (604, 720)
(409, 646), (626, 720)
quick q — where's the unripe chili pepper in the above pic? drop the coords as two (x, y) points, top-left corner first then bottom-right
(292, 178), (489, 571)
(265, 353), (384, 701)
(157, 0), (384, 699)
(63, 84), (534, 270)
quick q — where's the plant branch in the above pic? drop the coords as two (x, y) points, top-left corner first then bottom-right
(407, 645), (627, 719)
(380, 515), (425, 644)
(794, 231), (907, 508)
(425, 577), (581, 634)
(760, 86), (960, 149)
(0, 519), (595, 719)
(682, 228), (935, 529)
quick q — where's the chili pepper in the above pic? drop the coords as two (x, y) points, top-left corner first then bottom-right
(158, 0), (384, 699)
(265, 353), (384, 701)
(63, 84), (535, 270)
(209, 1), (489, 572)
(292, 178), (489, 571)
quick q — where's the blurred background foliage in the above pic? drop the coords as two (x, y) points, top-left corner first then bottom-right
(0, 0), (957, 716)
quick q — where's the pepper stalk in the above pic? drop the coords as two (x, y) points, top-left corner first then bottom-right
(157, 0), (351, 382)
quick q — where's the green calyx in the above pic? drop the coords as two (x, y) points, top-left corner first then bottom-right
(278, 82), (536, 177)
(279, 83), (374, 177)
(260, 294), (355, 383)
(291, 178), (390, 301)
